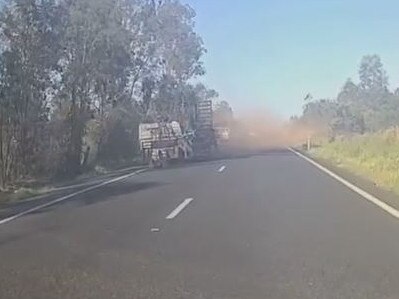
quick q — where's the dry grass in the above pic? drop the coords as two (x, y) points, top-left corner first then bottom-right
(315, 128), (399, 193)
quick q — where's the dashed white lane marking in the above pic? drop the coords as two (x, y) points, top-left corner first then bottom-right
(218, 165), (226, 173)
(289, 147), (399, 220)
(166, 198), (194, 220)
(0, 169), (147, 226)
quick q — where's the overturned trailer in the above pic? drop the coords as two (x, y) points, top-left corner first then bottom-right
(139, 121), (193, 167)
(138, 99), (217, 166)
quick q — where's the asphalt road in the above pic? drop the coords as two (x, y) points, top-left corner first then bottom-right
(1, 149), (399, 298)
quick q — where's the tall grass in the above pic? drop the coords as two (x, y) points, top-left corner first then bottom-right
(315, 128), (399, 193)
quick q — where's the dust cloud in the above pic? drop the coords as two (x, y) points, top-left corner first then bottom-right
(220, 109), (312, 154)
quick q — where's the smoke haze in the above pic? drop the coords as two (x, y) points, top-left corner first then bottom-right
(221, 109), (311, 153)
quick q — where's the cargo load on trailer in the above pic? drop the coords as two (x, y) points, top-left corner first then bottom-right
(139, 121), (193, 168)
(192, 99), (217, 159)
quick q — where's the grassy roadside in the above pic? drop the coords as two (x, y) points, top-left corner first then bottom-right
(313, 128), (399, 194)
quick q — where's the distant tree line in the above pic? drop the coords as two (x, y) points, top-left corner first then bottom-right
(213, 100), (234, 128)
(0, 0), (216, 189)
(297, 54), (399, 137)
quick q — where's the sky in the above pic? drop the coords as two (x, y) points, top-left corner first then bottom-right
(183, 0), (399, 118)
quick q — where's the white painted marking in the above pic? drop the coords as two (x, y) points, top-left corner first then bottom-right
(0, 169), (147, 226)
(151, 228), (160, 232)
(218, 165), (226, 173)
(166, 198), (194, 220)
(49, 180), (107, 192)
(289, 148), (399, 220)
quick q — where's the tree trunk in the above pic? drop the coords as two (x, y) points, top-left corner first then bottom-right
(66, 86), (83, 175)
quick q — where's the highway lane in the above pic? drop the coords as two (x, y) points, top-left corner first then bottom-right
(1, 150), (399, 298)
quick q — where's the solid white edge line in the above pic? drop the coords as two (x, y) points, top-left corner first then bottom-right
(288, 147), (399, 220)
(218, 165), (226, 173)
(0, 168), (147, 226)
(166, 198), (194, 220)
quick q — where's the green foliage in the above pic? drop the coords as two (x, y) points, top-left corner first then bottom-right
(301, 55), (399, 194)
(300, 54), (399, 135)
(0, 0), (213, 188)
(359, 55), (388, 92)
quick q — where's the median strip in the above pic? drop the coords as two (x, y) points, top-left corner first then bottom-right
(166, 198), (194, 220)
(289, 148), (399, 220)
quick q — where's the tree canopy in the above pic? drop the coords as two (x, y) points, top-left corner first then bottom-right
(0, 0), (216, 189)
(299, 54), (399, 135)
(214, 100), (234, 127)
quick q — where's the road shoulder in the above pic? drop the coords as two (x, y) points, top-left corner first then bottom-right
(292, 148), (399, 216)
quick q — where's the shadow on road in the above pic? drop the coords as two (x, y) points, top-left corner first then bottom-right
(2, 181), (167, 220)
(0, 182), (165, 247)
(77, 181), (166, 206)
(35, 181), (167, 214)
